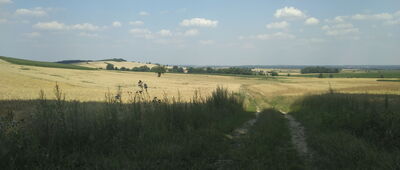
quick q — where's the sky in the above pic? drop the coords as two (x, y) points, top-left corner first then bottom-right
(0, 0), (399, 65)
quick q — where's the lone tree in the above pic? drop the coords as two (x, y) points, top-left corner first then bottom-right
(106, 63), (115, 70)
(151, 66), (166, 77)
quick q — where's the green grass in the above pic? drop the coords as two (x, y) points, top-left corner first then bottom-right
(225, 109), (305, 169)
(377, 79), (400, 82)
(292, 70), (400, 78)
(290, 93), (400, 169)
(0, 56), (96, 70)
(0, 86), (253, 169)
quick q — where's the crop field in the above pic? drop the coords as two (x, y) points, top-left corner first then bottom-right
(1, 58), (399, 110)
(75, 61), (157, 69)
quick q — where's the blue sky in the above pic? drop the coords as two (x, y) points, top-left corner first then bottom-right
(0, 0), (399, 65)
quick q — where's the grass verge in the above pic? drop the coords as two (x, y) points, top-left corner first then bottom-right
(290, 93), (400, 169)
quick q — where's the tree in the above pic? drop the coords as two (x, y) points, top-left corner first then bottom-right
(318, 73), (324, 78)
(132, 65), (150, 72)
(270, 71), (279, 76)
(151, 66), (166, 77)
(106, 63), (114, 70)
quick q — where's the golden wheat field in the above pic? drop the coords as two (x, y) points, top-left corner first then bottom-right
(75, 61), (157, 69)
(1, 59), (399, 108)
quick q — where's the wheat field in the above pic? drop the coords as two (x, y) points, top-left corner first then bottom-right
(75, 61), (157, 69)
(1, 59), (399, 105)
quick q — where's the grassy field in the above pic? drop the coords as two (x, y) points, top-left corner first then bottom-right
(0, 56), (95, 70)
(290, 93), (400, 169)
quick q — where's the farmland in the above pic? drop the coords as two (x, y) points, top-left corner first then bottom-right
(1, 58), (400, 106)
(1, 57), (400, 169)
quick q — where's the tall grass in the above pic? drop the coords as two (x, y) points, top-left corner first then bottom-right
(226, 109), (305, 169)
(290, 92), (400, 169)
(0, 86), (252, 169)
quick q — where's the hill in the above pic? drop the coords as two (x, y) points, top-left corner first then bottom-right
(0, 56), (95, 70)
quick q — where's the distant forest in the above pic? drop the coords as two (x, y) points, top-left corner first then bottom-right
(301, 67), (341, 74)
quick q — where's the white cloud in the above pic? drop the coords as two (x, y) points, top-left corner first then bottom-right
(139, 11), (149, 16)
(199, 40), (214, 45)
(70, 23), (100, 31)
(79, 32), (100, 38)
(305, 17), (320, 25)
(385, 19), (400, 25)
(15, 8), (47, 17)
(325, 16), (347, 23)
(23, 32), (41, 38)
(322, 23), (359, 36)
(33, 21), (101, 31)
(33, 21), (66, 30)
(184, 29), (199, 36)
(158, 29), (172, 37)
(112, 21), (122, 27)
(180, 18), (218, 27)
(129, 28), (154, 39)
(266, 21), (289, 29)
(395, 11), (400, 17)
(240, 32), (296, 40)
(352, 13), (393, 20)
(0, 0), (12, 4)
(274, 7), (306, 19)
(129, 20), (144, 26)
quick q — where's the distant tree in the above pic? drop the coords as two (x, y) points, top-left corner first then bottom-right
(318, 73), (324, 78)
(151, 66), (167, 77)
(270, 71), (279, 76)
(106, 63), (114, 70)
(380, 74), (385, 78)
(170, 66), (185, 73)
(114, 67), (119, 70)
(287, 73), (291, 77)
(329, 74), (334, 78)
(120, 67), (127, 71)
(132, 65), (150, 72)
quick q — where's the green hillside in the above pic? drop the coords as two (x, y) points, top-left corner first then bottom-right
(0, 56), (96, 70)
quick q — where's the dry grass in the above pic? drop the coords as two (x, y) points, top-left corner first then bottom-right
(1, 59), (399, 105)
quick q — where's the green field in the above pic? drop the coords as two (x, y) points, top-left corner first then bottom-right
(292, 70), (400, 78)
(290, 93), (400, 169)
(0, 56), (95, 70)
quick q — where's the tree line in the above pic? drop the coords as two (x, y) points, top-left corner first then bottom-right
(300, 66), (341, 74)
(187, 67), (254, 75)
